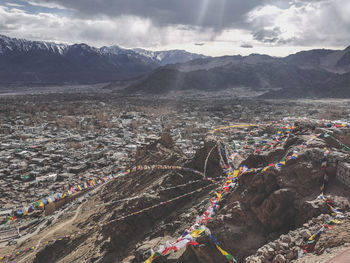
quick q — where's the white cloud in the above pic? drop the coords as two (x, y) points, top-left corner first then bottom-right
(247, 0), (350, 47)
(26, 0), (68, 10)
(5, 2), (25, 8)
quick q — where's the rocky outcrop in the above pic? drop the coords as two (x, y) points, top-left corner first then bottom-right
(174, 136), (350, 262)
(246, 212), (350, 263)
(31, 130), (350, 263)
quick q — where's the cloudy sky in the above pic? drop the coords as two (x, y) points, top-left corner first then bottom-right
(1, 0), (350, 56)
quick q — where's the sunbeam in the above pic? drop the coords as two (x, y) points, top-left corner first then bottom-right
(216, 0), (227, 30)
(196, 0), (211, 26)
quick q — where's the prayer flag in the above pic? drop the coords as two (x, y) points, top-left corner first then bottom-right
(190, 228), (205, 238)
(216, 245), (237, 263)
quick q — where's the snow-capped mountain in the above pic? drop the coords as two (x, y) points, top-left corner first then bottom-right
(0, 34), (68, 55)
(0, 35), (207, 84)
(100, 45), (132, 56)
(132, 48), (207, 65)
(100, 45), (207, 65)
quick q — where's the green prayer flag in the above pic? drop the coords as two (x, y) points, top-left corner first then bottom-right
(343, 146), (350, 152)
(225, 254), (237, 263)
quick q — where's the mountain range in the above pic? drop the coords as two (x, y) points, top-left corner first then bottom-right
(0, 35), (206, 84)
(127, 46), (350, 98)
(1, 34), (350, 98)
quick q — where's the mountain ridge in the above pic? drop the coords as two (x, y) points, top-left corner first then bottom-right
(0, 34), (207, 84)
(126, 46), (350, 98)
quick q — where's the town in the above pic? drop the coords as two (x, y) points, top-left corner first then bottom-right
(0, 92), (350, 262)
(0, 93), (349, 212)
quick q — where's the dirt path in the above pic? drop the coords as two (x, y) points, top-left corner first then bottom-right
(14, 181), (110, 263)
(326, 248), (350, 263)
(17, 203), (84, 263)
(14, 219), (48, 247)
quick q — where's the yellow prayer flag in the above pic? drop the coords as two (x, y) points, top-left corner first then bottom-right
(308, 234), (316, 241)
(216, 192), (222, 201)
(144, 253), (155, 263)
(262, 166), (269, 172)
(331, 219), (341, 224)
(38, 201), (44, 209)
(190, 228), (205, 238)
(216, 244), (229, 256)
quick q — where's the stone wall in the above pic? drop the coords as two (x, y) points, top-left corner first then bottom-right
(308, 148), (350, 188)
(44, 191), (84, 216)
(336, 162), (350, 187)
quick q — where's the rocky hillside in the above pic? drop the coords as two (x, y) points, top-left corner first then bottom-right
(126, 47), (350, 98)
(284, 46), (350, 74)
(1, 120), (349, 263)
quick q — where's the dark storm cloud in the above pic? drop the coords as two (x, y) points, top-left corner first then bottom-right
(25, 0), (272, 30)
(240, 43), (253, 48)
(253, 27), (282, 43)
(253, 27), (297, 44)
(2, 0), (349, 53)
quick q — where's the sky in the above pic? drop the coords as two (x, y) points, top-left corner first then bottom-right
(0, 0), (350, 57)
